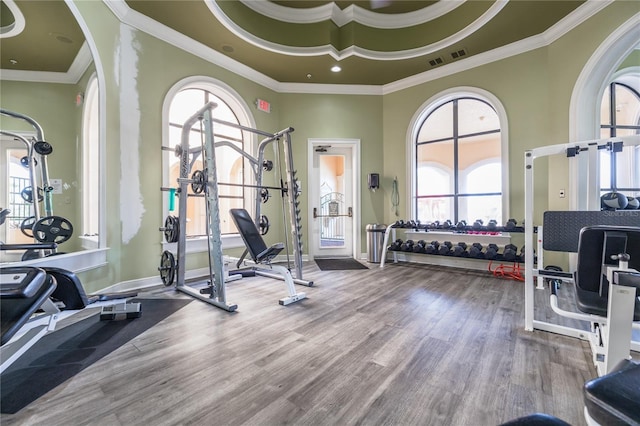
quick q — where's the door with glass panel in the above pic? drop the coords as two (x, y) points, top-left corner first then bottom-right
(310, 144), (354, 258)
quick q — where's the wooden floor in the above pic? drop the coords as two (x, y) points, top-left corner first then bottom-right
(2, 261), (601, 425)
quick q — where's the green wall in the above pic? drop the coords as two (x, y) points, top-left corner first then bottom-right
(2, 0), (635, 290)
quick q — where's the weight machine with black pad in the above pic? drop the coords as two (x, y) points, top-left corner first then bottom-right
(159, 102), (311, 311)
(523, 134), (640, 376)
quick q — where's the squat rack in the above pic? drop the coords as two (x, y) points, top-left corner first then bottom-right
(163, 102), (310, 311)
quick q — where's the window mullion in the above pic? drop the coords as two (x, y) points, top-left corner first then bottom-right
(453, 99), (459, 223)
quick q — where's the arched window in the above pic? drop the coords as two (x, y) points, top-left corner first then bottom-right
(163, 78), (254, 245)
(81, 74), (100, 247)
(412, 94), (504, 224)
(599, 78), (640, 199)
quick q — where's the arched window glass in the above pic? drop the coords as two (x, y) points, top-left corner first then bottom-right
(82, 75), (100, 244)
(414, 96), (503, 224)
(599, 79), (640, 199)
(164, 80), (253, 238)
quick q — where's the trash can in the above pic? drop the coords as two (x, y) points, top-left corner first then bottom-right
(366, 223), (387, 263)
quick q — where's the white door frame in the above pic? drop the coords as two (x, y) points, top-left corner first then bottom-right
(308, 138), (361, 260)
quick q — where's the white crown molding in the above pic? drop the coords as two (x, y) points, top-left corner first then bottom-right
(66, 41), (93, 82)
(277, 82), (383, 96)
(0, 0), (25, 38)
(381, 0), (614, 94)
(207, 0), (506, 61)
(104, 0), (279, 90)
(240, 0), (465, 29)
(541, 0), (612, 45)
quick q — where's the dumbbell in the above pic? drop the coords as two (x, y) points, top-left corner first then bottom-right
(401, 239), (415, 252)
(486, 219), (498, 231)
(389, 239), (403, 251)
(453, 242), (469, 257)
(504, 219), (518, 231)
(412, 240), (427, 253)
(425, 241), (440, 254)
(456, 220), (467, 231)
(503, 244), (519, 261)
(441, 220), (452, 229)
(469, 243), (484, 258)
(472, 219), (484, 231)
(438, 241), (453, 255)
(517, 245), (531, 262)
(485, 243), (499, 260)
(393, 220), (405, 228)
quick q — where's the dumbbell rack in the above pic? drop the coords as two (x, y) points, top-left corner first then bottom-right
(380, 225), (524, 272)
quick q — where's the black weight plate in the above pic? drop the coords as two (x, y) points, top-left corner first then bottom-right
(34, 140), (53, 155)
(33, 216), (73, 244)
(21, 186), (44, 203)
(20, 216), (36, 237)
(159, 250), (176, 286)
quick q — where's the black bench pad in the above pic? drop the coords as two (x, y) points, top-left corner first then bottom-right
(500, 413), (571, 425)
(584, 359), (640, 426)
(1, 267), (57, 346)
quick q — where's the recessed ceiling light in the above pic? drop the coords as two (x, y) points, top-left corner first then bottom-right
(331, 65), (341, 73)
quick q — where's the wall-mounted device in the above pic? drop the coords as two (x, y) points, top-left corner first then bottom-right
(368, 173), (380, 191)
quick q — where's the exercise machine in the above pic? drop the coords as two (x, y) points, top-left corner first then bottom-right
(1, 110), (74, 260)
(1, 265), (141, 373)
(523, 135), (640, 376)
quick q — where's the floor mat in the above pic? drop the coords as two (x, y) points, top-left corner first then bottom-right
(315, 258), (369, 271)
(0, 298), (191, 414)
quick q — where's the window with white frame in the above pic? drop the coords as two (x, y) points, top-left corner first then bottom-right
(165, 81), (254, 238)
(414, 96), (503, 224)
(599, 78), (640, 200)
(81, 75), (100, 244)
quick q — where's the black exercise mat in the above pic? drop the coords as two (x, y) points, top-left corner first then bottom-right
(315, 258), (368, 271)
(0, 298), (191, 414)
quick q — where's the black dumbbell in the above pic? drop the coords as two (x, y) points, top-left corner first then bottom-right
(453, 242), (468, 257)
(389, 239), (403, 251)
(393, 220), (405, 228)
(438, 241), (453, 255)
(425, 241), (440, 254)
(469, 243), (484, 258)
(456, 220), (467, 231)
(504, 219), (518, 231)
(472, 219), (484, 231)
(487, 220), (498, 231)
(503, 243), (518, 261)
(485, 243), (499, 259)
(517, 245), (531, 262)
(441, 220), (452, 229)
(401, 239), (415, 251)
(413, 240), (427, 253)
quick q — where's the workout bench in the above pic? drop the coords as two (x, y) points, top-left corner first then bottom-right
(230, 208), (306, 306)
(1, 267), (60, 373)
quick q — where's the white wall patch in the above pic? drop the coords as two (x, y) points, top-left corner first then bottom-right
(117, 23), (145, 244)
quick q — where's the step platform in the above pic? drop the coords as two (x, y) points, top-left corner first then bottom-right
(99, 302), (142, 321)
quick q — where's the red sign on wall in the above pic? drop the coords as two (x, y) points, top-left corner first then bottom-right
(257, 99), (271, 113)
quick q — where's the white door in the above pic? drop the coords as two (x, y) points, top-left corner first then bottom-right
(309, 140), (358, 258)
